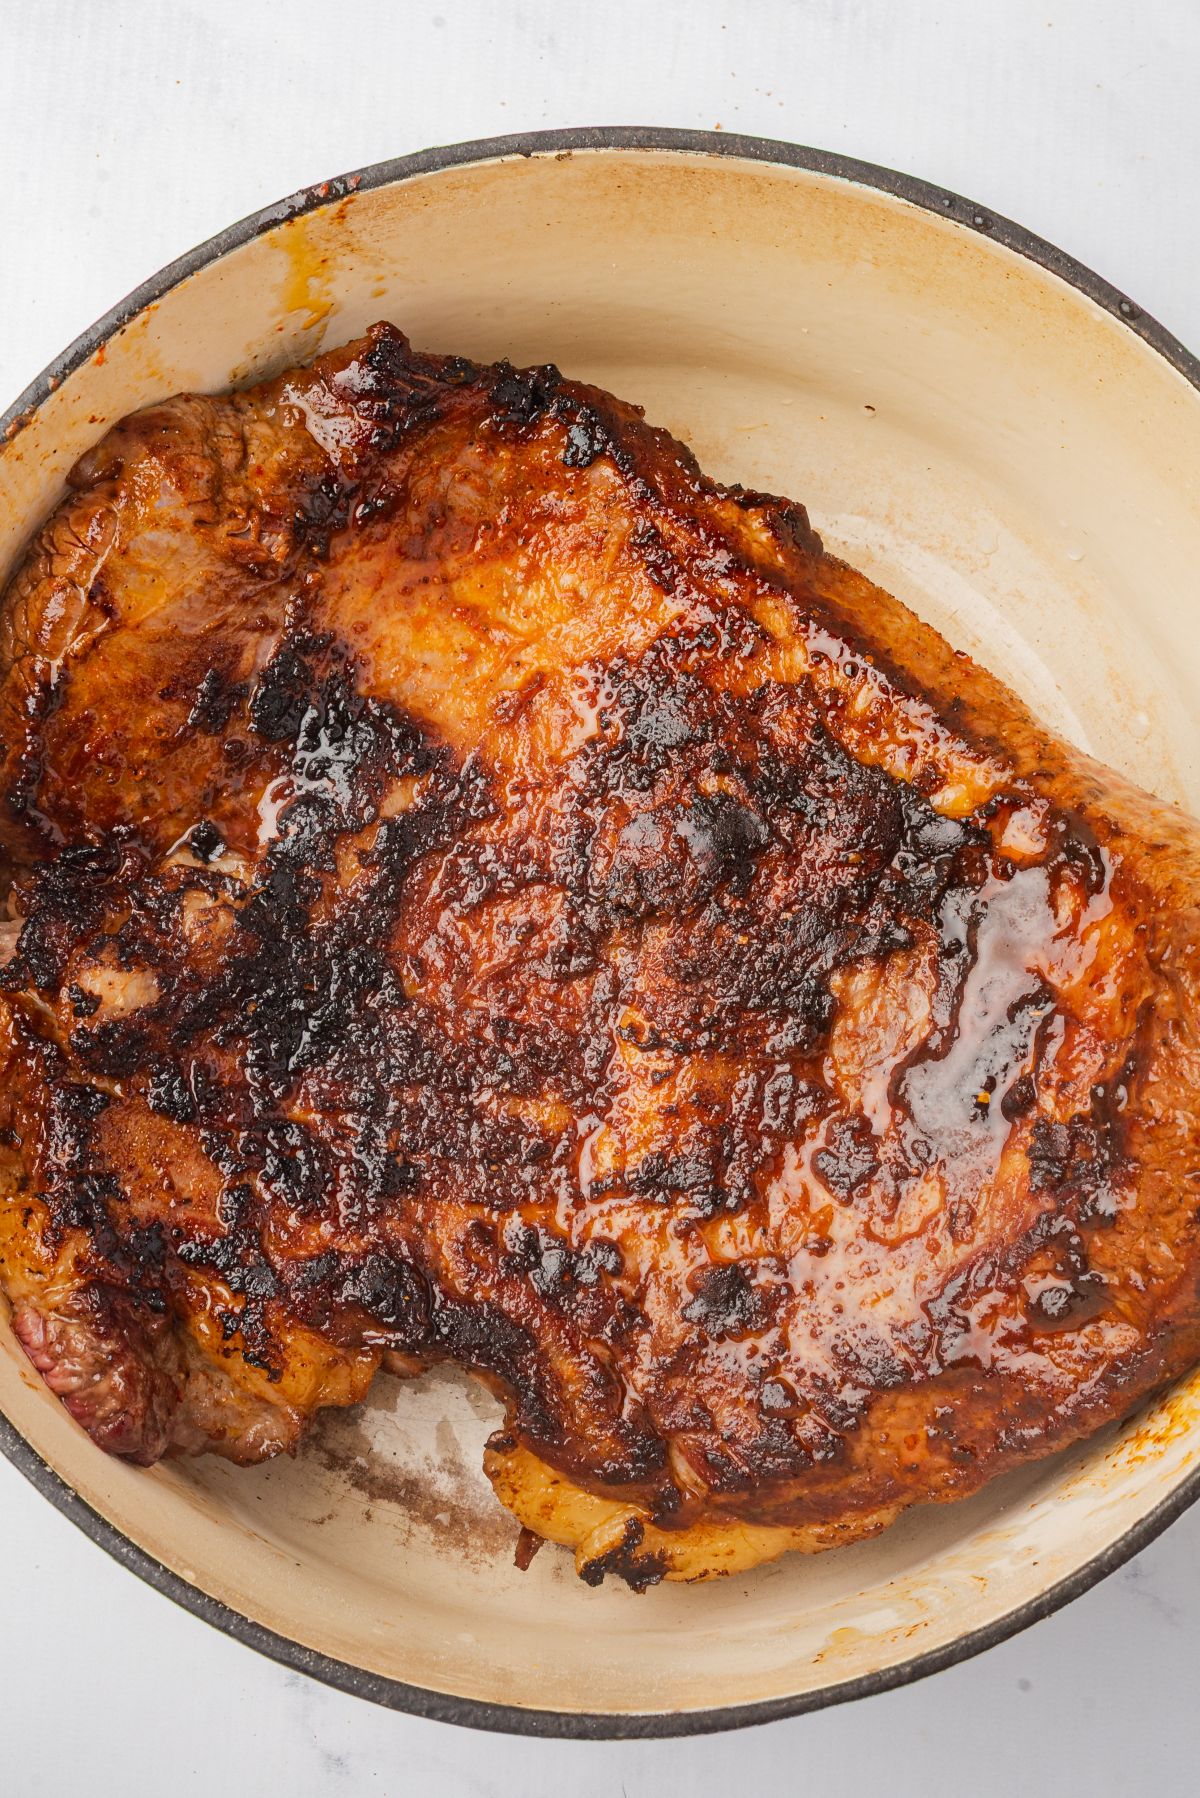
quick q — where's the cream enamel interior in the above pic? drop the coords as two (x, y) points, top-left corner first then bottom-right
(2, 145), (1200, 1723)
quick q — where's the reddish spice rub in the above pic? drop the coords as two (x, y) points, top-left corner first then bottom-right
(0, 325), (1198, 1585)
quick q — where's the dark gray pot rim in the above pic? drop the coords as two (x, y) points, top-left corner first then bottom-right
(2, 125), (1198, 1741)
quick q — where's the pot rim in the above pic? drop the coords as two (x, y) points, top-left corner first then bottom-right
(2, 125), (1198, 1739)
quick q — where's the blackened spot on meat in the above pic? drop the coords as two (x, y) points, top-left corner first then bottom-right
(835, 1331), (910, 1397)
(296, 473), (354, 561)
(672, 791), (769, 897)
(43, 1080), (112, 1169)
(245, 1117), (330, 1213)
(623, 685), (697, 756)
(188, 819), (225, 863)
(489, 362), (562, 429)
(176, 1204), (282, 1373)
(218, 1180), (252, 1230)
(41, 1153), (176, 1310)
(146, 1063), (197, 1123)
(577, 1515), (667, 1592)
(1027, 1099), (1124, 1226)
(1, 841), (126, 994)
(71, 1016), (153, 1079)
(629, 1149), (724, 1216)
(593, 811), (672, 913)
(291, 1250), (340, 1297)
(750, 705), (900, 852)
(187, 667), (246, 734)
(371, 801), (451, 882)
(648, 1483), (684, 1524)
(762, 986), (837, 1055)
(289, 665), (428, 818)
(501, 1215), (540, 1274)
(245, 854), (315, 933)
(562, 408), (608, 469)
(1002, 1073), (1036, 1121)
(530, 1241), (573, 1296)
(576, 1238), (623, 1285)
(627, 521), (683, 595)
(682, 1262), (765, 1340)
(352, 490), (395, 529)
(815, 1115), (879, 1199)
(1016, 1206), (1113, 1332)
(511, 1224), (625, 1297)
(59, 1169), (124, 1235)
(1028, 1119), (1073, 1190)
(898, 783), (978, 859)
(360, 329), (424, 387)
(1028, 1114), (1109, 1198)
(431, 1299), (557, 1439)
(178, 1216), (259, 1298)
(249, 643), (318, 743)
(383, 1156), (421, 1194)
(441, 354), (476, 387)
(343, 332), (447, 452)
(125, 1221), (169, 1284)
(760, 1070), (822, 1136)
(67, 983), (101, 1019)
(338, 1253), (430, 1347)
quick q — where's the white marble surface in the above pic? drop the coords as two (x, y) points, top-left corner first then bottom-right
(2, 2), (1199, 1790)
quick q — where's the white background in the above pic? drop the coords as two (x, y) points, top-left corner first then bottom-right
(2, 2), (1199, 1792)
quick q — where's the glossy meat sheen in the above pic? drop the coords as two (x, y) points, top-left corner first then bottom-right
(1, 324), (1199, 1588)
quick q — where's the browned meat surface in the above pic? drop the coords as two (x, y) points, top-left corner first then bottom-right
(1, 324), (1199, 1586)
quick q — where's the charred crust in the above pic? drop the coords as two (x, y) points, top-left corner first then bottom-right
(681, 1262), (768, 1340)
(576, 1516), (668, 1592)
(186, 666), (247, 734)
(0, 327), (1185, 1545)
(186, 819), (225, 863)
(814, 1115), (880, 1199)
(487, 360), (563, 429)
(561, 407), (609, 469)
(1, 840), (130, 993)
(3, 604), (1141, 1487)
